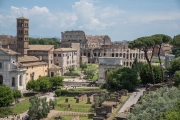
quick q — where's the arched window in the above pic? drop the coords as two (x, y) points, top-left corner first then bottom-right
(126, 62), (129, 66)
(94, 53), (97, 56)
(19, 75), (22, 86)
(130, 62), (132, 66)
(0, 75), (3, 85)
(112, 53), (114, 57)
(12, 77), (15, 87)
(116, 53), (118, 57)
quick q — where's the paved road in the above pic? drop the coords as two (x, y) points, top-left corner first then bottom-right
(119, 88), (145, 113)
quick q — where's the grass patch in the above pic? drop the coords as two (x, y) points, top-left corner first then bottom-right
(51, 115), (92, 120)
(152, 58), (165, 63)
(55, 96), (93, 113)
(11, 99), (30, 114)
(68, 87), (100, 91)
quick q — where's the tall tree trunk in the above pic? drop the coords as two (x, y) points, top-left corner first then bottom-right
(158, 44), (164, 83)
(144, 50), (155, 84)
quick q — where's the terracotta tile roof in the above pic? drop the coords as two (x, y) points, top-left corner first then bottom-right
(28, 45), (54, 51)
(0, 47), (19, 55)
(54, 48), (77, 52)
(21, 61), (47, 67)
(49, 64), (61, 70)
(18, 56), (40, 63)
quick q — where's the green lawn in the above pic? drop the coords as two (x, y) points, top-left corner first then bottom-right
(152, 58), (165, 63)
(51, 115), (92, 120)
(55, 96), (93, 113)
(11, 99), (30, 114)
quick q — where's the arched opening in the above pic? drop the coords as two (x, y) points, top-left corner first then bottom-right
(84, 52), (86, 56)
(126, 62), (129, 66)
(98, 53), (100, 57)
(123, 53), (125, 58)
(104, 53), (106, 56)
(112, 53), (114, 57)
(12, 77), (15, 87)
(88, 53), (90, 58)
(124, 62), (126, 66)
(0, 75), (3, 85)
(94, 53), (97, 56)
(130, 62), (132, 66)
(19, 75), (22, 86)
(120, 53), (122, 57)
(116, 53), (118, 57)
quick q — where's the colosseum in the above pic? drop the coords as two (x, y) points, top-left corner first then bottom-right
(61, 30), (152, 67)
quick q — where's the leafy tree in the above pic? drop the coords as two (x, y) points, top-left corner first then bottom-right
(171, 34), (180, 47)
(28, 97), (50, 120)
(13, 90), (22, 103)
(174, 70), (180, 86)
(167, 57), (180, 74)
(131, 58), (143, 76)
(129, 36), (156, 84)
(140, 64), (162, 84)
(49, 99), (57, 109)
(49, 76), (63, 89)
(68, 65), (75, 73)
(151, 34), (172, 82)
(38, 77), (52, 91)
(0, 107), (13, 118)
(84, 68), (96, 79)
(80, 61), (87, 72)
(172, 47), (180, 58)
(127, 87), (180, 120)
(26, 80), (40, 91)
(106, 67), (139, 91)
(55, 89), (61, 97)
(0, 85), (14, 107)
(93, 93), (110, 109)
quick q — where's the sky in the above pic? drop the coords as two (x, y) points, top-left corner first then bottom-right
(0, 0), (180, 41)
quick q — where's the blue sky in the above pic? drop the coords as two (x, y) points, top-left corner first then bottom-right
(0, 0), (180, 41)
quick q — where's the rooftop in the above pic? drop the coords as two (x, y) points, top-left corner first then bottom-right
(20, 61), (47, 67)
(54, 48), (77, 52)
(18, 56), (41, 63)
(28, 45), (54, 51)
(0, 47), (19, 55)
(17, 16), (29, 20)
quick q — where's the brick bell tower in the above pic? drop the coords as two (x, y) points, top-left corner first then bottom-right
(16, 16), (29, 56)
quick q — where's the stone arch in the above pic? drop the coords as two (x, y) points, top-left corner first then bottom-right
(19, 75), (22, 86)
(0, 75), (3, 85)
(12, 77), (15, 87)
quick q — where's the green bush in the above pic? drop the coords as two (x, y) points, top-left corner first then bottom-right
(55, 89), (61, 97)
(61, 90), (80, 95)
(0, 107), (13, 118)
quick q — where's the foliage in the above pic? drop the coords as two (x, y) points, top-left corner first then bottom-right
(68, 66), (75, 73)
(55, 89), (61, 97)
(80, 61), (87, 72)
(49, 99), (57, 109)
(0, 85), (14, 107)
(174, 70), (180, 86)
(131, 58), (143, 76)
(140, 64), (162, 84)
(28, 97), (50, 119)
(38, 77), (52, 91)
(171, 34), (180, 47)
(13, 90), (22, 103)
(152, 58), (165, 63)
(127, 87), (180, 120)
(29, 37), (60, 49)
(84, 68), (96, 79)
(128, 36), (156, 84)
(61, 90), (80, 95)
(93, 92), (110, 109)
(49, 76), (63, 88)
(0, 107), (13, 118)
(171, 47), (180, 58)
(11, 99), (30, 114)
(159, 101), (180, 120)
(167, 57), (180, 74)
(26, 80), (40, 91)
(106, 67), (139, 91)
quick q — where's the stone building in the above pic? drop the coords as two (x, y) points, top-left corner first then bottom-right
(0, 35), (17, 51)
(61, 30), (151, 67)
(54, 48), (77, 75)
(0, 42), (26, 90)
(18, 56), (48, 83)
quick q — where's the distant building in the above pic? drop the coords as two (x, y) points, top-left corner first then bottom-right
(165, 54), (175, 68)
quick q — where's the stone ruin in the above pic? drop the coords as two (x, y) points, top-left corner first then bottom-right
(71, 115), (80, 120)
(87, 94), (94, 104)
(93, 89), (128, 120)
(76, 93), (87, 103)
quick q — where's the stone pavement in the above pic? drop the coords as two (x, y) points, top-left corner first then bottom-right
(119, 88), (145, 113)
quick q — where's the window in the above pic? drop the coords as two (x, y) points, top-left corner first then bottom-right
(54, 54), (57, 57)
(58, 54), (61, 57)
(0, 75), (3, 85)
(51, 72), (54, 77)
(19, 75), (22, 86)
(0, 63), (2, 68)
(12, 77), (15, 87)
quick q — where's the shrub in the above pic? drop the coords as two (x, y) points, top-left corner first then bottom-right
(55, 89), (61, 97)
(0, 107), (13, 118)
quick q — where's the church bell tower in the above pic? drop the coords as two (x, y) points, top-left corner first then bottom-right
(16, 16), (29, 56)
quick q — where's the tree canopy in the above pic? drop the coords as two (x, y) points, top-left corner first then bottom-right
(172, 34), (180, 47)
(0, 85), (14, 107)
(106, 67), (139, 91)
(167, 57), (180, 74)
(127, 87), (180, 120)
